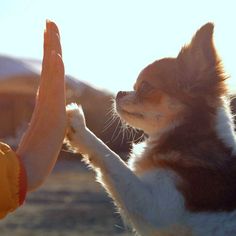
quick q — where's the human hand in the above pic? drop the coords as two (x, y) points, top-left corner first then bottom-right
(17, 21), (66, 191)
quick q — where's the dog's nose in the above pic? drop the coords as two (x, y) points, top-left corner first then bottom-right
(116, 91), (127, 99)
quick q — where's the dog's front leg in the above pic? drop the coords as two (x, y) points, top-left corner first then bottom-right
(66, 103), (158, 234)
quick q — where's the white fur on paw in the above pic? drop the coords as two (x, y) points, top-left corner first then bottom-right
(65, 103), (87, 153)
(66, 103), (86, 129)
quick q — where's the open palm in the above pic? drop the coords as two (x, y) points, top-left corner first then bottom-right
(17, 21), (66, 191)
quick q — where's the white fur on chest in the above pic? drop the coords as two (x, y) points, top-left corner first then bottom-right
(127, 142), (184, 225)
(126, 145), (187, 234)
(138, 170), (186, 226)
(128, 141), (236, 236)
(216, 99), (236, 155)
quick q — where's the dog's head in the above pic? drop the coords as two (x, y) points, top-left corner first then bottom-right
(115, 23), (227, 135)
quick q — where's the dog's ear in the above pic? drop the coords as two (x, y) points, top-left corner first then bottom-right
(177, 23), (219, 79)
(176, 23), (227, 97)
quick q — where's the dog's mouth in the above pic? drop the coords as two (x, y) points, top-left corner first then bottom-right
(115, 99), (144, 119)
(117, 107), (144, 119)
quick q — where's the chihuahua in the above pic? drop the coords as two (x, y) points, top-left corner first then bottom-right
(66, 23), (236, 235)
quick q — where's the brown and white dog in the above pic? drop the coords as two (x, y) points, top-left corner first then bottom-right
(66, 23), (236, 235)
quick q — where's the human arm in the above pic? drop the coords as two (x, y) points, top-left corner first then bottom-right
(16, 20), (66, 191)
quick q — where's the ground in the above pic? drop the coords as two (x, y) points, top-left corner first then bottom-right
(0, 155), (133, 236)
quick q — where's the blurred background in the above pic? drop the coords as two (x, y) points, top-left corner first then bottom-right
(0, 0), (236, 93)
(0, 0), (236, 235)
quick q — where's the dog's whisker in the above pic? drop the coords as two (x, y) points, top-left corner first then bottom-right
(102, 108), (120, 133)
(120, 121), (128, 145)
(102, 115), (119, 133)
(110, 118), (122, 142)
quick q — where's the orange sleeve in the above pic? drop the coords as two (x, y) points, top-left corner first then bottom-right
(0, 142), (27, 219)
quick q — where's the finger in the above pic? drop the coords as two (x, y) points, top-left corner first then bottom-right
(46, 20), (60, 39)
(50, 30), (62, 57)
(42, 20), (61, 69)
(34, 51), (54, 113)
(45, 52), (65, 101)
(46, 52), (66, 112)
(38, 50), (56, 97)
(46, 20), (62, 56)
(40, 24), (60, 93)
(37, 51), (65, 110)
(41, 29), (51, 74)
(41, 21), (62, 80)
(54, 52), (65, 81)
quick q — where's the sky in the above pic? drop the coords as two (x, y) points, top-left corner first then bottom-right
(0, 0), (235, 94)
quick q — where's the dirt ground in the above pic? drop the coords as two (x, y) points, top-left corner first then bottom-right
(0, 154), (133, 236)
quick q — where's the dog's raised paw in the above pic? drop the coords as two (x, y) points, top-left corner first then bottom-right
(66, 103), (86, 129)
(65, 103), (87, 152)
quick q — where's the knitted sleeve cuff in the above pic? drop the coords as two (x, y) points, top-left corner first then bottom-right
(0, 142), (27, 219)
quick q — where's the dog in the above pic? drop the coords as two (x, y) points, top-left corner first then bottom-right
(65, 23), (236, 235)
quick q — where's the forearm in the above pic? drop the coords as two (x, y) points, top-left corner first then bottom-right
(17, 117), (66, 191)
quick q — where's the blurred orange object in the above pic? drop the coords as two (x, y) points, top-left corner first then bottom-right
(0, 142), (27, 219)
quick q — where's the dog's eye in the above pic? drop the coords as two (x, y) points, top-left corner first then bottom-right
(137, 81), (153, 95)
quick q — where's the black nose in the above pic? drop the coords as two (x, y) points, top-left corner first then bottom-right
(116, 91), (127, 99)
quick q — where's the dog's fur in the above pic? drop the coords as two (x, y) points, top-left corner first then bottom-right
(66, 23), (236, 235)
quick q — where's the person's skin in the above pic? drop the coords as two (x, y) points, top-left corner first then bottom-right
(16, 20), (66, 191)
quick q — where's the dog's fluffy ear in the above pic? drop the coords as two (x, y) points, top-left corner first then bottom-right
(176, 23), (227, 97)
(177, 23), (219, 79)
